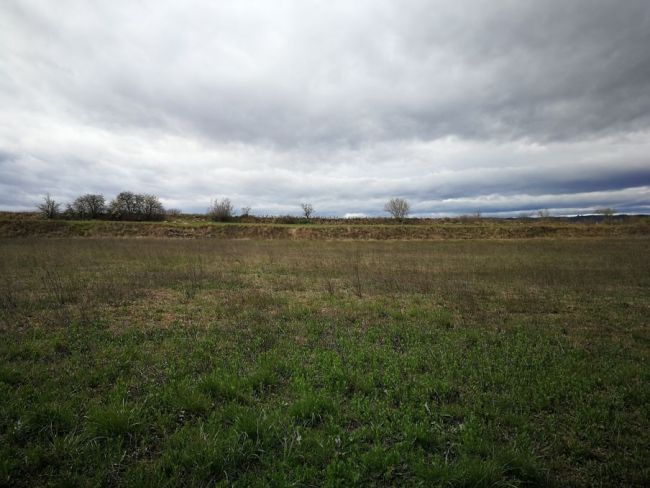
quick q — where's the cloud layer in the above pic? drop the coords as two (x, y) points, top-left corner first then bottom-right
(1, 0), (649, 215)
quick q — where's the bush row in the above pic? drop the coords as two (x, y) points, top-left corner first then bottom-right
(40, 195), (417, 222)
(39, 192), (166, 221)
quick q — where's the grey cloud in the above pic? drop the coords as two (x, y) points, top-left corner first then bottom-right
(1, 1), (650, 215)
(414, 186), (650, 217)
(5, 1), (650, 146)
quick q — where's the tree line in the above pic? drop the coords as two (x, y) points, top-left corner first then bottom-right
(38, 194), (413, 221)
(38, 192), (166, 221)
(207, 197), (410, 220)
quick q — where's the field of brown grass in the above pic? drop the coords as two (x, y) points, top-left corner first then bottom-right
(1, 214), (648, 240)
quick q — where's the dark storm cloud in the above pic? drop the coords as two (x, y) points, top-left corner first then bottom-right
(1, 0), (649, 215)
(393, 0), (650, 141)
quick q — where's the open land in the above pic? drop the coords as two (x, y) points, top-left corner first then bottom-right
(1, 222), (649, 486)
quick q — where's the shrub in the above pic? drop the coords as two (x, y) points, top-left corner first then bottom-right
(274, 215), (310, 224)
(596, 207), (615, 223)
(108, 192), (165, 221)
(37, 194), (60, 219)
(68, 194), (106, 219)
(141, 194), (166, 221)
(166, 208), (183, 219)
(208, 198), (234, 222)
(109, 191), (137, 220)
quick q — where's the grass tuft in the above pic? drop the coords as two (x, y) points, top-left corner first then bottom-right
(163, 382), (212, 418)
(290, 392), (336, 426)
(87, 402), (143, 439)
(200, 373), (249, 403)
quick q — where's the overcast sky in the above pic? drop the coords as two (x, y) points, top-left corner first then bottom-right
(1, 0), (649, 216)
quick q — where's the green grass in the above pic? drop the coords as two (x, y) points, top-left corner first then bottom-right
(0, 238), (649, 486)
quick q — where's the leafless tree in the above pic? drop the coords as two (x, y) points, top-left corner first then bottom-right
(37, 194), (60, 219)
(596, 207), (615, 223)
(240, 206), (252, 217)
(142, 194), (166, 221)
(301, 203), (314, 219)
(208, 198), (234, 221)
(384, 198), (410, 219)
(109, 191), (165, 221)
(109, 191), (137, 220)
(70, 194), (106, 219)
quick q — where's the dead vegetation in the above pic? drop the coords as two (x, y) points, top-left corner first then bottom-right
(0, 216), (648, 240)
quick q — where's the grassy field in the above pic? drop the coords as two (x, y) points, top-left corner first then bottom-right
(1, 215), (649, 240)
(1, 237), (649, 486)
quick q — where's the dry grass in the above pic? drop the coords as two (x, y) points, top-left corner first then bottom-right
(1, 215), (649, 240)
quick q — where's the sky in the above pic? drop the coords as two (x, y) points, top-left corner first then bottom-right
(1, 0), (650, 217)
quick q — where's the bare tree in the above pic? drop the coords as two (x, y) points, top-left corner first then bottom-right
(109, 191), (137, 220)
(70, 194), (105, 219)
(596, 207), (615, 223)
(208, 198), (234, 221)
(384, 198), (410, 219)
(38, 194), (60, 219)
(166, 208), (183, 218)
(142, 194), (166, 221)
(537, 208), (550, 218)
(240, 206), (252, 217)
(301, 203), (314, 219)
(596, 207), (615, 217)
(85, 194), (106, 218)
(109, 191), (165, 221)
